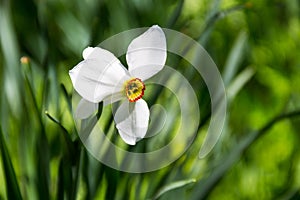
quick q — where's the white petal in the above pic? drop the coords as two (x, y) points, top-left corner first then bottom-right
(114, 99), (150, 145)
(82, 47), (94, 59)
(103, 92), (125, 106)
(126, 25), (167, 81)
(75, 98), (98, 119)
(69, 47), (130, 103)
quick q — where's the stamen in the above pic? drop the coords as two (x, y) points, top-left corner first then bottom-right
(125, 78), (145, 102)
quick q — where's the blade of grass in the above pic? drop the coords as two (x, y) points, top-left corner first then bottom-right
(56, 159), (65, 200)
(36, 136), (50, 200)
(22, 54), (50, 200)
(223, 31), (248, 86)
(227, 67), (255, 102)
(56, 157), (72, 200)
(0, 126), (23, 200)
(70, 145), (82, 200)
(0, 0), (22, 117)
(151, 178), (196, 200)
(45, 110), (83, 200)
(104, 167), (119, 200)
(166, 0), (184, 28)
(60, 83), (72, 113)
(81, 150), (91, 199)
(45, 111), (75, 157)
(198, 2), (252, 45)
(191, 110), (300, 200)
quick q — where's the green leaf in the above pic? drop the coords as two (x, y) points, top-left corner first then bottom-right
(151, 179), (196, 200)
(0, 126), (23, 200)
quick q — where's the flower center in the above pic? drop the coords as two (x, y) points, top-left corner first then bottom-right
(125, 78), (145, 102)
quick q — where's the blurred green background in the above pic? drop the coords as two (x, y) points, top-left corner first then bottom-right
(1, 0), (300, 199)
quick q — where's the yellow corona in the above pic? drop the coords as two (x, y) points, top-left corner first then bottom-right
(125, 78), (145, 102)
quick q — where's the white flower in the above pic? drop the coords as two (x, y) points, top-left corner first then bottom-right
(69, 25), (167, 145)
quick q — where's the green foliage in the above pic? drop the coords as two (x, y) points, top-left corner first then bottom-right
(0, 126), (22, 200)
(1, 0), (300, 199)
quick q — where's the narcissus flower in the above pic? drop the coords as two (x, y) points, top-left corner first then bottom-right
(69, 25), (167, 145)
